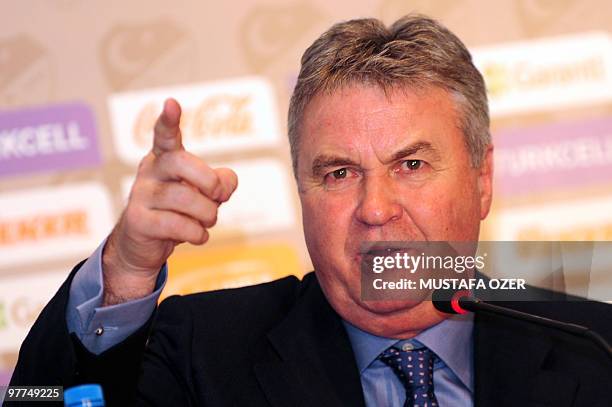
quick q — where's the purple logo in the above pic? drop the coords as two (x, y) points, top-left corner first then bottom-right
(0, 369), (11, 386)
(0, 102), (101, 178)
(494, 117), (612, 195)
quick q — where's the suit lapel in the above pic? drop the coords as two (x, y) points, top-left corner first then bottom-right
(253, 273), (366, 407)
(473, 310), (578, 407)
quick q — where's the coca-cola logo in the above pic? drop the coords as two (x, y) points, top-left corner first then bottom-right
(132, 95), (254, 148)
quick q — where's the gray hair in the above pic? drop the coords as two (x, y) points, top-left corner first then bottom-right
(288, 14), (490, 176)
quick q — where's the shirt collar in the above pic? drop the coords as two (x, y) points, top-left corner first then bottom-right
(343, 314), (474, 392)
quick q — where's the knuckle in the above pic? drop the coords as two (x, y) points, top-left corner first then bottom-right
(202, 208), (218, 227)
(199, 215), (217, 229)
(209, 213), (218, 227)
(200, 229), (210, 244)
(208, 174), (222, 200)
(191, 228), (209, 245)
(184, 222), (204, 244)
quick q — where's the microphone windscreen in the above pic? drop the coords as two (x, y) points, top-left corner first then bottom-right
(432, 288), (459, 314)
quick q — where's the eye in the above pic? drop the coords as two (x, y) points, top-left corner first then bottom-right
(401, 159), (422, 171)
(395, 159), (432, 181)
(322, 167), (358, 190)
(331, 168), (348, 179)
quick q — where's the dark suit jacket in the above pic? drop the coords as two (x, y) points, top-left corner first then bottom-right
(7, 262), (612, 407)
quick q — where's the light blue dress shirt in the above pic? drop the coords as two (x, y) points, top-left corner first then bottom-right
(66, 239), (167, 354)
(343, 315), (473, 407)
(67, 242), (473, 407)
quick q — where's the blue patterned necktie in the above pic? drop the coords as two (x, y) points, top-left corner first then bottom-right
(379, 345), (439, 407)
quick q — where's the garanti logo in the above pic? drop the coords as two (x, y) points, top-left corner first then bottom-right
(0, 34), (54, 107)
(108, 77), (281, 165)
(99, 19), (196, 90)
(472, 32), (612, 116)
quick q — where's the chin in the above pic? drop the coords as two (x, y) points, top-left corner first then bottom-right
(358, 298), (422, 315)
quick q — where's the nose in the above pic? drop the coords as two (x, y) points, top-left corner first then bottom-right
(355, 174), (402, 227)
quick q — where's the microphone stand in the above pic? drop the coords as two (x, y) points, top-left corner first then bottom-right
(458, 296), (612, 362)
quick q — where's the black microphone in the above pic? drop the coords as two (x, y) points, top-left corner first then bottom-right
(432, 289), (612, 361)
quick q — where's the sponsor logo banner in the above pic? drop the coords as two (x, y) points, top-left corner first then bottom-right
(0, 270), (66, 353)
(495, 116), (612, 195)
(108, 77), (281, 164)
(215, 158), (295, 236)
(0, 102), (101, 178)
(0, 183), (114, 268)
(493, 196), (612, 300)
(472, 32), (612, 116)
(494, 196), (612, 241)
(0, 371), (11, 386)
(164, 243), (303, 298)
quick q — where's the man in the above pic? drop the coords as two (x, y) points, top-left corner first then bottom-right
(8, 15), (612, 407)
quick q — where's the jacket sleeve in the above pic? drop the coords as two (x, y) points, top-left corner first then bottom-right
(66, 239), (166, 355)
(7, 261), (155, 407)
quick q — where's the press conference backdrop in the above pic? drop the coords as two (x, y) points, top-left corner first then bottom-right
(1, 0), (612, 384)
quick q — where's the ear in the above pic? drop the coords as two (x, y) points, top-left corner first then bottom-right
(478, 144), (494, 220)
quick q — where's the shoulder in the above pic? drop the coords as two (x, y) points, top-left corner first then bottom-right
(160, 272), (305, 310)
(155, 272), (313, 337)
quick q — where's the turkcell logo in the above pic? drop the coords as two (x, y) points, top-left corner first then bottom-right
(495, 116), (612, 195)
(0, 102), (101, 178)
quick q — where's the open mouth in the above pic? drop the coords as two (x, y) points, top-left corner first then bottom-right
(357, 243), (415, 270)
(359, 241), (427, 257)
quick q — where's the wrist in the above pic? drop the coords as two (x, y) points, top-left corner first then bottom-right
(101, 233), (160, 306)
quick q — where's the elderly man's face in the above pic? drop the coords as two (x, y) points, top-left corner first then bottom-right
(296, 84), (493, 336)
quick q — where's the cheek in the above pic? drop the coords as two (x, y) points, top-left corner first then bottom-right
(398, 179), (481, 240)
(302, 192), (353, 247)
(300, 190), (359, 280)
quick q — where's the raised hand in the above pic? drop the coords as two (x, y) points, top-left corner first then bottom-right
(101, 98), (238, 305)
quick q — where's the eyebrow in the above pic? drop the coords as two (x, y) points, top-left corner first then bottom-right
(311, 155), (358, 177)
(387, 141), (440, 163)
(310, 141), (440, 176)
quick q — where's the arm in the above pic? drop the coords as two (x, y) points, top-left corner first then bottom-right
(66, 239), (167, 354)
(8, 261), (154, 407)
(8, 99), (238, 405)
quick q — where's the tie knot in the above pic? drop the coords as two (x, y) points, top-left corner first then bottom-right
(379, 345), (438, 407)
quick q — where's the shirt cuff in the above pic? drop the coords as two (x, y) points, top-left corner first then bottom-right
(66, 237), (167, 355)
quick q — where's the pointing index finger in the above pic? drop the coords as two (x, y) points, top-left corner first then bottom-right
(152, 98), (184, 156)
